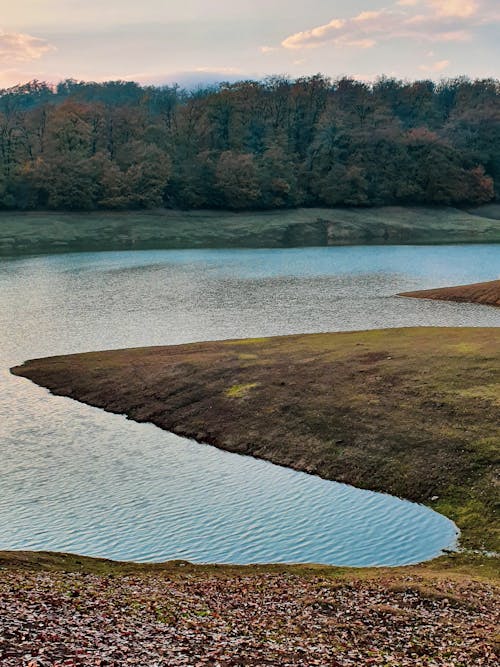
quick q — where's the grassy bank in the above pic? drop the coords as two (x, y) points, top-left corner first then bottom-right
(2, 205), (500, 255)
(0, 549), (496, 579)
(12, 327), (500, 554)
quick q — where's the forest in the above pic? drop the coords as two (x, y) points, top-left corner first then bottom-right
(0, 75), (498, 211)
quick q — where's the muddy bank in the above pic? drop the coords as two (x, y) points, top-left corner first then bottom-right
(12, 327), (500, 553)
(400, 279), (500, 308)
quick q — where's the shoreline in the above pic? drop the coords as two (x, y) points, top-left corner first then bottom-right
(2, 205), (500, 256)
(0, 546), (496, 578)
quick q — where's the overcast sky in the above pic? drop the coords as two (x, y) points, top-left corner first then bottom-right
(1, 0), (499, 88)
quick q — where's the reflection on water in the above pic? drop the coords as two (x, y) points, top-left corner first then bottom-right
(1, 244), (498, 564)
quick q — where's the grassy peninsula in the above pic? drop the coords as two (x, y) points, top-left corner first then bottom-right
(401, 279), (500, 308)
(11, 327), (500, 554)
(2, 205), (500, 256)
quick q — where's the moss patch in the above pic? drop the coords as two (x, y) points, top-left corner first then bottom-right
(225, 382), (259, 398)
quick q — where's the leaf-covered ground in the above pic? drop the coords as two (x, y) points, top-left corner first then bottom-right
(0, 566), (498, 666)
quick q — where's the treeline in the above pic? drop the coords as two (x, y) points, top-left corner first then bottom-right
(0, 75), (498, 211)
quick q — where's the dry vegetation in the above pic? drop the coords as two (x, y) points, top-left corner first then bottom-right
(0, 551), (498, 666)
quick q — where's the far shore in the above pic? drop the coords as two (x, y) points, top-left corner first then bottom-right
(1, 204), (500, 256)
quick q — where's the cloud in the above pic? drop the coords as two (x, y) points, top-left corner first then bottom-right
(400, 0), (480, 15)
(260, 46), (278, 54)
(354, 11), (385, 22)
(280, 0), (497, 50)
(282, 19), (345, 49)
(427, 1), (479, 17)
(0, 31), (55, 65)
(419, 58), (451, 71)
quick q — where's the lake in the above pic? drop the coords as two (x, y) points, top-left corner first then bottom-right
(1, 244), (499, 565)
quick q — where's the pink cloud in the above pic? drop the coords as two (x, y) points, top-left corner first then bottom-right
(282, 19), (345, 49)
(280, 0), (497, 50)
(419, 58), (451, 71)
(428, 1), (479, 18)
(0, 31), (55, 65)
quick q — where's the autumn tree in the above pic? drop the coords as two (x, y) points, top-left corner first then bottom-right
(215, 151), (261, 209)
(0, 76), (498, 210)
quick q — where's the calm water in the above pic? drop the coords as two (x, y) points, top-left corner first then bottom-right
(1, 244), (499, 565)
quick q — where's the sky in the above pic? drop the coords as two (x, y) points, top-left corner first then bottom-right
(1, 0), (499, 88)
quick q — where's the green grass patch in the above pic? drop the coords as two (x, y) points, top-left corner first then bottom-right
(225, 382), (259, 398)
(456, 384), (500, 405)
(230, 338), (268, 345)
